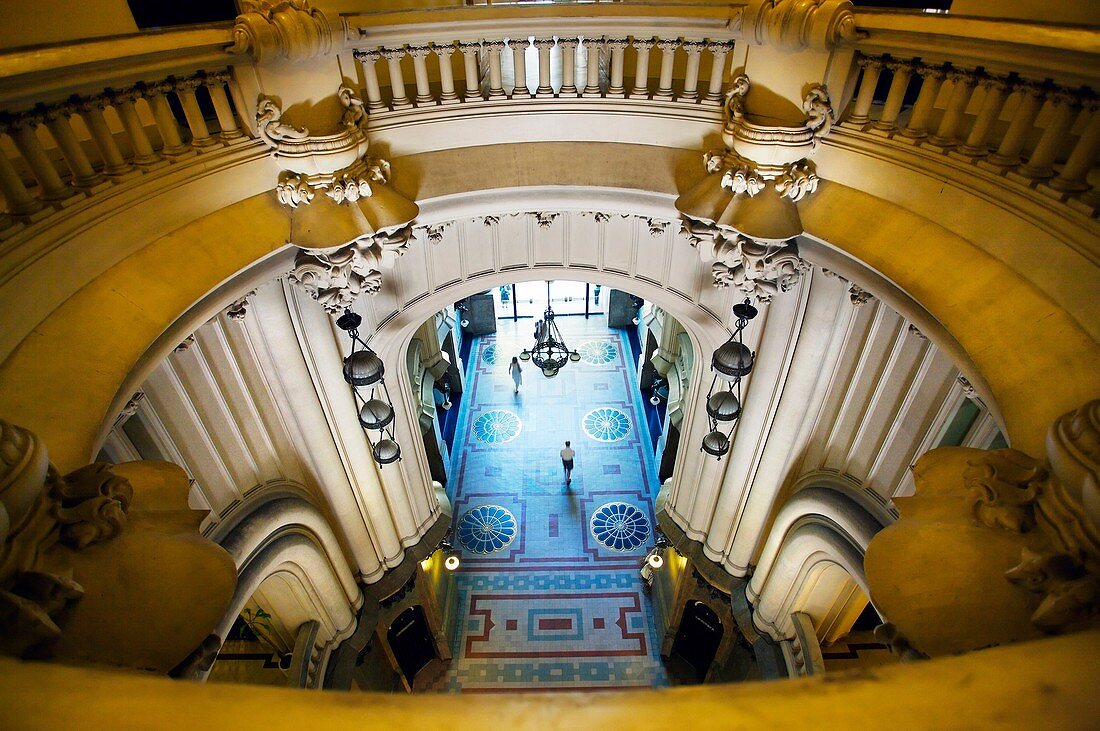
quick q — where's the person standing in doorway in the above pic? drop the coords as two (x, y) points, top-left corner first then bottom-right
(509, 356), (522, 394)
(561, 440), (575, 485)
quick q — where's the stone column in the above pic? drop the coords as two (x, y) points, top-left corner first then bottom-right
(205, 73), (245, 141)
(484, 40), (506, 100)
(6, 113), (77, 202)
(558, 38), (579, 96)
(407, 45), (436, 106)
(510, 37), (531, 99)
(0, 139), (45, 216)
(354, 50), (387, 111)
(984, 83), (1046, 169)
(704, 41), (733, 104)
(110, 88), (166, 168)
(457, 42), (482, 101)
(1051, 99), (1100, 193)
(653, 38), (679, 101)
(42, 105), (107, 191)
(845, 55), (883, 126)
(898, 63), (947, 140)
(1017, 90), (1079, 179)
(955, 76), (1010, 158)
(175, 77), (219, 150)
(433, 43), (460, 105)
(605, 38), (629, 98)
(678, 40), (705, 102)
(582, 37), (602, 97)
(382, 47), (413, 109)
(870, 60), (913, 135)
(630, 38), (655, 99)
(927, 69), (978, 150)
(533, 38), (555, 97)
(144, 83), (192, 159)
(75, 98), (137, 179)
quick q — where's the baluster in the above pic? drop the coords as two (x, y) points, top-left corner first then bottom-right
(630, 38), (655, 99)
(678, 40), (705, 103)
(509, 37), (531, 98)
(75, 98), (138, 179)
(382, 47), (413, 109)
(558, 38), (579, 97)
(41, 103), (109, 192)
(653, 38), (679, 101)
(1017, 89), (1079, 180)
(353, 50), (387, 111)
(205, 72), (245, 141)
(845, 55), (884, 127)
(870, 60), (914, 135)
(175, 76), (219, 150)
(581, 37), (602, 97)
(533, 38), (555, 97)
(0, 134), (46, 217)
(926, 69), (978, 150)
(5, 112), (80, 204)
(897, 64), (946, 141)
(143, 82), (192, 159)
(704, 41), (733, 104)
(458, 42), (483, 101)
(433, 43), (460, 105)
(1051, 98), (1100, 193)
(605, 38), (629, 98)
(484, 40), (507, 100)
(983, 83), (1046, 170)
(114, 86), (170, 165)
(955, 76), (1010, 158)
(407, 46), (436, 106)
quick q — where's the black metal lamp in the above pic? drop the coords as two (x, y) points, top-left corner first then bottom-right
(702, 298), (758, 459)
(337, 308), (401, 465)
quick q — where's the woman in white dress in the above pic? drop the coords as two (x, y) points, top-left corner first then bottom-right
(509, 356), (523, 394)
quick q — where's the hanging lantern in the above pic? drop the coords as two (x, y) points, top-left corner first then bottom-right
(336, 308), (402, 466)
(701, 298), (758, 459)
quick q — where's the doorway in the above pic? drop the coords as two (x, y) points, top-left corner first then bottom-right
(387, 606), (437, 683)
(671, 600), (724, 682)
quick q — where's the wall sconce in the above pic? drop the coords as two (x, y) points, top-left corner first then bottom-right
(701, 299), (757, 459)
(455, 302), (470, 328)
(440, 535), (461, 571)
(337, 309), (401, 465)
(650, 376), (667, 406)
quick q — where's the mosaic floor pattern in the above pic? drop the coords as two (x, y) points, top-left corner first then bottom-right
(434, 317), (669, 692)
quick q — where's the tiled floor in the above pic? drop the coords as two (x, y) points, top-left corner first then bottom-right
(431, 316), (670, 692)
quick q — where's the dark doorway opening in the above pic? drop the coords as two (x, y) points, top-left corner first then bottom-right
(387, 606), (437, 683)
(671, 600), (724, 682)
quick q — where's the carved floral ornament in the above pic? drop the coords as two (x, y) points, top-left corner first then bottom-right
(676, 73), (836, 298)
(256, 86), (420, 313)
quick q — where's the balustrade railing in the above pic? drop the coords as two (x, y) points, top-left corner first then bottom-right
(0, 68), (251, 234)
(352, 35), (735, 111)
(840, 52), (1099, 214)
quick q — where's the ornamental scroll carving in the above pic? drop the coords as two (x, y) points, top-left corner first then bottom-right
(0, 420), (132, 656)
(676, 73), (837, 299)
(258, 86), (419, 311)
(736, 0), (864, 52)
(229, 0), (345, 63)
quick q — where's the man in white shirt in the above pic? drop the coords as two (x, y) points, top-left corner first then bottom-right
(560, 441), (575, 485)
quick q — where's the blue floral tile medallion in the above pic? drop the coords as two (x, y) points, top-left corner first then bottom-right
(578, 339), (617, 365)
(590, 502), (650, 552)
(482, 343), (499, 366)
(457, 504), (518, 554)
(473, 410), (522, 443)
(582, 407), (631, 442)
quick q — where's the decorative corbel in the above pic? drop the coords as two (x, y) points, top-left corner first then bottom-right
(737, 0), (864, 52)
(229, 0), (346, 63)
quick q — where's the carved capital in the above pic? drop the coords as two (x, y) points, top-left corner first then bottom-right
(858, 54), (884, 70)
(532, 212), (558, 229)
(705, 40), (734, 54)
(288, 229), (411, 314)
(533, 38), (557, 51)
(229, 0), (339, 63)
(225, 290), (256, 321)
(556, 38), (579, 51)
(916, 62), (948, 81)
(407, 44), (432, 59)
(633, 37), (656, 52)
(657, 39), (680, 53)
(710, 237), (808, 302)
(353, 48), (381, 63)
(647, 219), (670, 237)
(508, 37), (530, 50)
(482, 40), (506, 53)
(848, 283), (873, 307)
(381, 47), (407, 62)
(681, 40), (706, 56)
(604, 38), (630, 52)
(430, 41), (456, 57)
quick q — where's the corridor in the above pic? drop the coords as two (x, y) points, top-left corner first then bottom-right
(431, 316), (669, 691)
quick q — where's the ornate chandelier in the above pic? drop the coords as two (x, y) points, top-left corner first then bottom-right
(701, 298), (758, 459)
(520, 282), (579, 377)
(336, 309), (401, 465)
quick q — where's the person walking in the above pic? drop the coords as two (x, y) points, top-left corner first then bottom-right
(508, 356), (522, 394)
(560, 440), (575, 485)
(534, 319), (544, 343)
